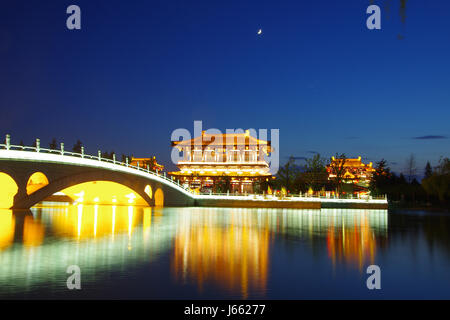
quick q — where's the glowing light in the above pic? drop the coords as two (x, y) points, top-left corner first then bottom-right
(74, 191), (85, 204)
(155, 188), (164, 207)
(94, 205), (98, 237)
(23, 216), (45, 247)
(0, 173), (18, 209)
(144, 185), (152, 199)
(0, 210), (14, 250)
(128, 206), (133, 240)
(125, 193), (136, 204)
(61, 181), (147, 206)
(112, 206), (116, 237)
(26, 172), (49, 195)
(143, 207), (152, 233)
(77, 204), (83, 239)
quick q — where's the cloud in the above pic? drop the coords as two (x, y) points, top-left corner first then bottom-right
(288, 156), (307, 161)
(412, 135), (448, 140)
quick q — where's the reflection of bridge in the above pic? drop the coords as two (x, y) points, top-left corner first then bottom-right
(0, 137), (195, 209)
(0, 206), (177, 294)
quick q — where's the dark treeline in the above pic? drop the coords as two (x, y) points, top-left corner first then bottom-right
(273, 154), (450, 209)
(272, 154), (339, 195)
(370, 157), (450, 208)
(46, 137), (133, 164)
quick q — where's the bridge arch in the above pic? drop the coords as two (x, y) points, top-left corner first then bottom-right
(155, 188), (164, 207)
(0, 172), (19, 209)
(60, 181), (149, 206)
(14, 171), (154, 209)
(26, 172), (49, 195)
(144, 185), (153, 199)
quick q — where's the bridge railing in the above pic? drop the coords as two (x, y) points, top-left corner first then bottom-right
(197, 191), (387, 201)
(0, 135), (190, 192)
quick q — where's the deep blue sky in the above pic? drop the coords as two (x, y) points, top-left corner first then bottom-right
(1, 1), (449, 175)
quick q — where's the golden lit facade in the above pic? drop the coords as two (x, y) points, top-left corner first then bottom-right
(326, 156), (375, 187)
(169, 130), (272, 193)
(130, 156), (164, 172)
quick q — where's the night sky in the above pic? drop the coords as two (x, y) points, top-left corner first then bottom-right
(1, 1), (449, 175)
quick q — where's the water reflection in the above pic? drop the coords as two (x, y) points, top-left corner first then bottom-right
(171, 208), (388, 298)
(172, 209), (270, 298)
(0, 210), (14, 250)
(0, 206), (405, 299)
(324, 210), (388, 270)
(47, 204), (141, 240)
(0, 205), (176, 295)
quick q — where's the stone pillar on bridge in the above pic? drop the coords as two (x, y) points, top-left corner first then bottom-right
(12, 171), (32, 210)
(6, 134), (10, 150)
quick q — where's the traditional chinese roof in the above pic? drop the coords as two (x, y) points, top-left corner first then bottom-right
(172, 130), (271, 149)
(130, 157), (164, 170)
(328, 156), (374, 169)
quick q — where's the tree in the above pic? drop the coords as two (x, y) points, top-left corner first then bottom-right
(216, 174), (231, 193)
(121, 154), (133, 163)
(405, 153), (417, 183)
(328, 153), (348, 195)
(422, 158), (450, 203)
(370, 159), (392, 196)
(102, 151), (115, 160)
(72, 140), (83, 154)
(424, 161), (433, 179)
(302, 154), (327, 191)
(277, 156), (300, 193)
(49, 138), (58, 150)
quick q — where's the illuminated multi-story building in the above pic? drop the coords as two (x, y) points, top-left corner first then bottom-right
(326, 156), (375, 188)
(169, 130), (272, 193)
(130, 156), (164, 172)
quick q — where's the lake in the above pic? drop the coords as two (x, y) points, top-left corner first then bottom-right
(0, 205), (449, 299)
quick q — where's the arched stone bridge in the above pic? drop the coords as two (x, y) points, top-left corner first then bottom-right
(0, 148), (195, 209)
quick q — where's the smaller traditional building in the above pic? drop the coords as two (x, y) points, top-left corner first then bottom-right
(130, 157), (164, 172)
(326, 156), (375, 188)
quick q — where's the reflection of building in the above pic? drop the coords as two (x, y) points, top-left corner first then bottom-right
(170, 208), (388, 296)
(171, 210), (269, 298)
(326, 213), (377, 270)
(169, 130), (273, 193)
(130, 157), (164, 172)
(327, 156), (375, 188)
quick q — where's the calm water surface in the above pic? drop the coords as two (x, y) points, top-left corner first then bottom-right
(0, 205), (449, 299)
